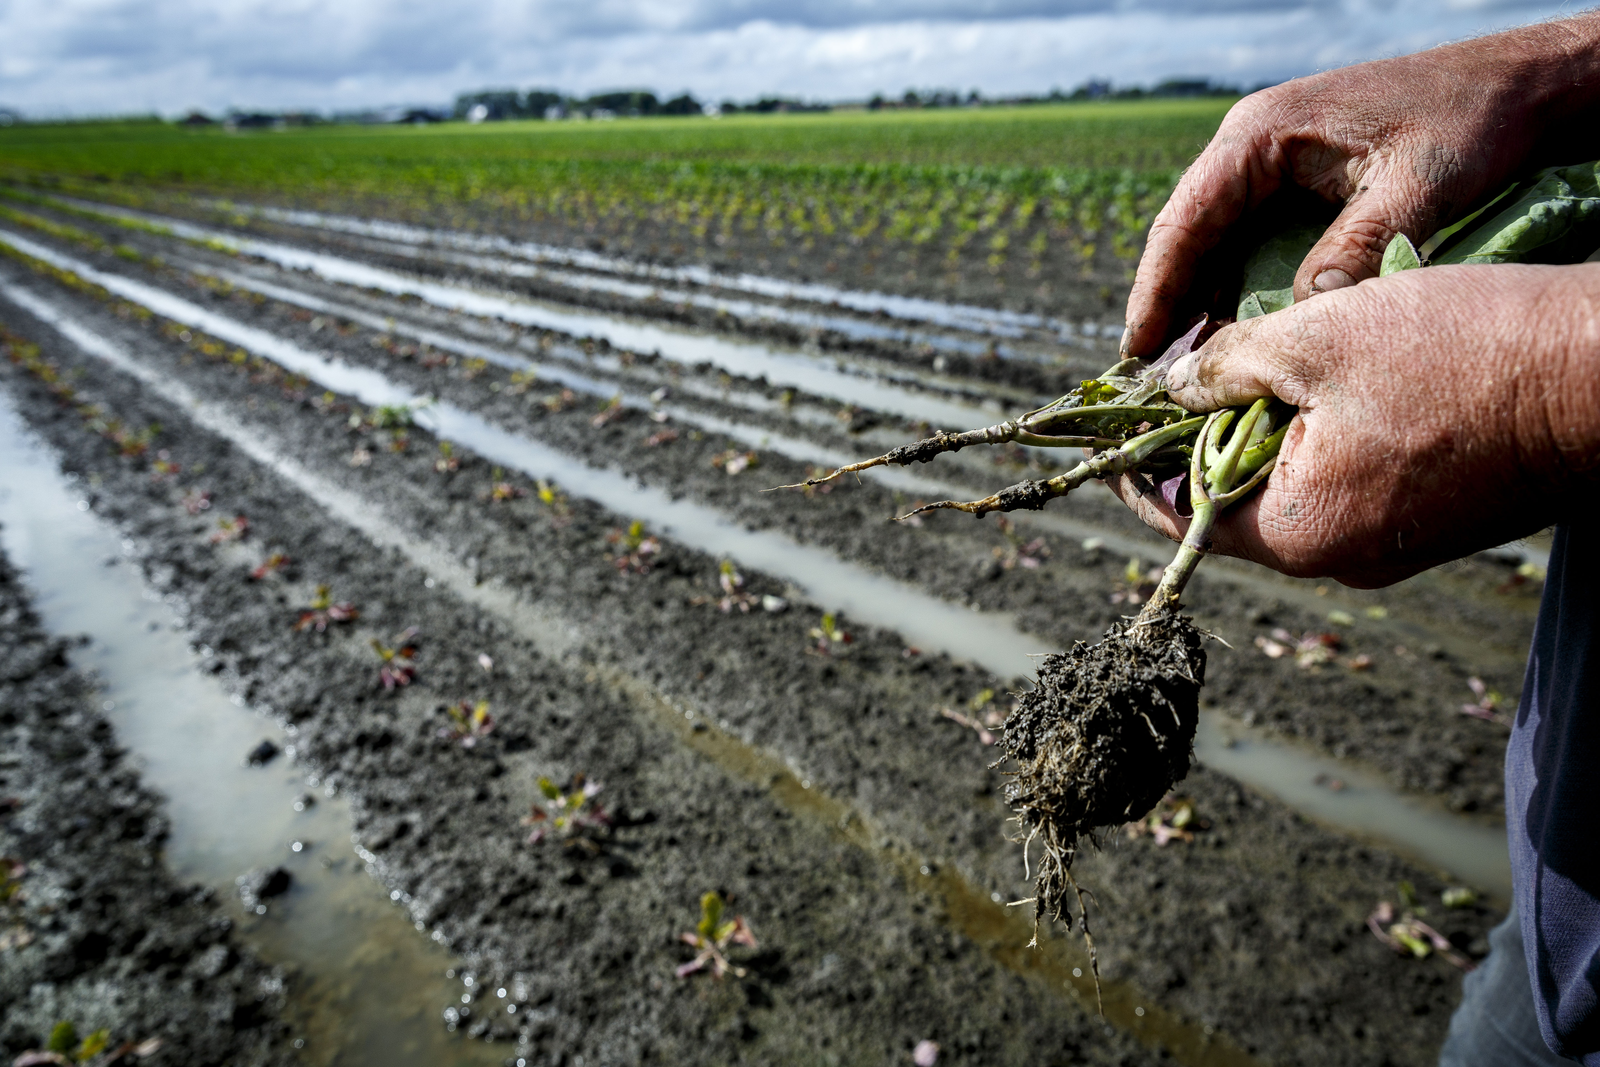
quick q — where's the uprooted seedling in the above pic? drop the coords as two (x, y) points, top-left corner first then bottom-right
(523, 774), (612, 849)
(676, 891), (757, 979)
(295, 585), (359, 632)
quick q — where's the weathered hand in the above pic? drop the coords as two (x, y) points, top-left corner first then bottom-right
(1106, 263), (1600, 587)
(1121, 13), (1600, 361)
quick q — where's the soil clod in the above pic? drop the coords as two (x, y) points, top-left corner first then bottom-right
(1000, 608), (1206, 947)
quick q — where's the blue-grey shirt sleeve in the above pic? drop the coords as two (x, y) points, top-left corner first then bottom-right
(1509, 521), (1600, 1062)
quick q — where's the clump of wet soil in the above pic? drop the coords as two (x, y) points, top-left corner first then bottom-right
(1002, 609), (1204, 928)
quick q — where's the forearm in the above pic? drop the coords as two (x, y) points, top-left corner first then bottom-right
(1524, 262), (1600, 488)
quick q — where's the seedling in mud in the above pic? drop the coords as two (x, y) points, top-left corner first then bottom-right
(181, 488), (211, 515)
(992, 516), (1049, 571)
(149, 450), (181, 480)
(541, 388), (577, 412)
(1, 856), (24, 906)
(1367, 883), (1475, 972)
(606, 520), (660, 574)
(522, 774), (612, 848)
(1254, 628), (1342, 669)
(1124, 793), (1209, 846)
(1108, 557), (1163, 606)
(12, 1020), (160, 1067)
(439, 700), (495, 746)
(434, 440), (461, 473)
(591, 395), (625, 428)
(249, 552), (290, 580)
(939, 688), (1008, 745)
(1460, 677), (1507, 724)
(295, 585), (358, 632)
(644, 428), (679, 447)
(809, 612), (853, 656)
(367, 403), (415, 430)
(711, 449), (758, 476)
(676, 891), (757, 979)
(716, 560), (757, 613)
(371, 627), (419, 690)
(487, 467), (527, 503)
(208, 514), (249, 544)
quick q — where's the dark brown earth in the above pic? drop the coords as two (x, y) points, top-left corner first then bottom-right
(0, 186), (1534, 1066)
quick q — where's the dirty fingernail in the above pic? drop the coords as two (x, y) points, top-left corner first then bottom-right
(1310, 268), (1355, 294)
(1117, 327), (1132, 358)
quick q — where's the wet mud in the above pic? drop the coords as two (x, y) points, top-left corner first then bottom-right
(0, 193), (1533, 1065)
(0, 554), (295, 1066)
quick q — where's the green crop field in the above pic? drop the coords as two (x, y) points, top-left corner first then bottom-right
(0, 100), (1235, 307)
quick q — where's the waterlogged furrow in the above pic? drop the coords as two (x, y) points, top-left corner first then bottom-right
(0, 237), (1513, 896)
(27, 200), (1001, 427)
(0, 396), (503, 1067)
(204, 197), (1125, 342)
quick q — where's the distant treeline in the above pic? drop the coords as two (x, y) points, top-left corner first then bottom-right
(452, 78), (1252, 123)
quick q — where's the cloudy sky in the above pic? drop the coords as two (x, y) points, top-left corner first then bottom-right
(0, 0), (1588, 117)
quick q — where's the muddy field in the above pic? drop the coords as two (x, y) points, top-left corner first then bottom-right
(0, 185), (1534, 1066)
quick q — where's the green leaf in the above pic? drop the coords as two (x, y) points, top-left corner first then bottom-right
(1236, 223), (1322, 320)
(537, 776), (561, 801)
(48, 1022), (78, 1055)
(1433, 161), (1600, 266)
(1379, 233), (1421, 276)
(76, 1029), (110, 1062)
(698, 892), (724, 941)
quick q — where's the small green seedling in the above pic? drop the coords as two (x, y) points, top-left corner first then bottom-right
(717, 560), (757, 613)
(711, 449), (758, 475)
(676, 892), (757, 979)
(523, 774), (612, 848)
(371, 627), (418, 690)
(435, 440), (460, 473)
(1124, 793), (1209, 846)
(1, 857), (23, 906)
(591, 395), (625, 427)
(249, 552), (290, 580)
(606, 521), (660, 574)
(1367, 883), (1474, 971)
(368, 403), (414, 430)
(439, 700), (495, 747)
(992, 516), (1049, 571)
(809, 613), (852, 655)
(295, 585), (358, 632)
(1461, 677), (1507, 724)
(487, 466), (527, 502)
(208, 514), (249, 544)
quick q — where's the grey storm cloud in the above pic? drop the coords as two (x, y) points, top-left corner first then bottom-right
(0, 0), (1587, 116)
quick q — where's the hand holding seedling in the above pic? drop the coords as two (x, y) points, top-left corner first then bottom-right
(1121, 12), (1600, 360)
(1113, 261), (1600, 586)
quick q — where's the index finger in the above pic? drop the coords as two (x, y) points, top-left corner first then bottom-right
(1122, 106), (1287, 359)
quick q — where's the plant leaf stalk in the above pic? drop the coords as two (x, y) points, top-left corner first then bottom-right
(1138, 399), (1287, 620)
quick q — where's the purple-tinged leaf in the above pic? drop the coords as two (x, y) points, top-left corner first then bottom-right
(1140, 316), (1207, 382)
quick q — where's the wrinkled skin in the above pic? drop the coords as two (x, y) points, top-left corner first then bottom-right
(1112, 13), (1600, 588)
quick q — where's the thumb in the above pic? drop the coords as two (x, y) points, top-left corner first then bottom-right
(1163, 313), (1304, 412)
(1292, 179), (1432, 300)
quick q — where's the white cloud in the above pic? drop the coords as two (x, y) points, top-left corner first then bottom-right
(0, 0), (1585, 117)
